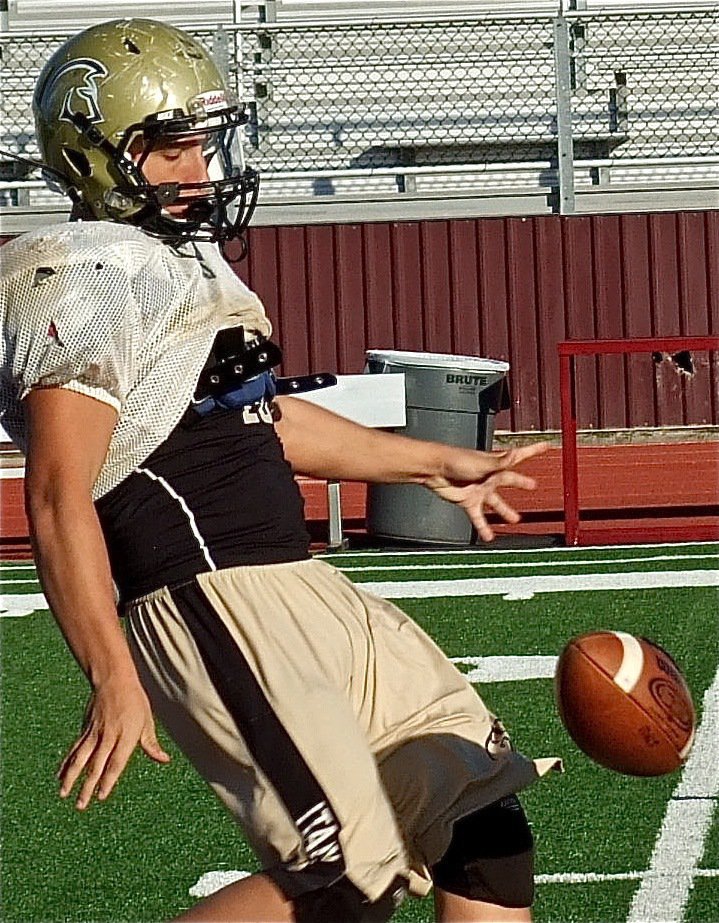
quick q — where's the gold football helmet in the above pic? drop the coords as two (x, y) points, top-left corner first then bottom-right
(33, 19), (259, 245)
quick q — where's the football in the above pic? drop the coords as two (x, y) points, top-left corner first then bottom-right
(554, 631), (696, 776)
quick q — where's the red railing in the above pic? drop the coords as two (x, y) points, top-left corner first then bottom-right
(559, 336), (719, 545)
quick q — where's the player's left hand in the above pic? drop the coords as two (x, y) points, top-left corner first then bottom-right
(425, 441), (549, 541)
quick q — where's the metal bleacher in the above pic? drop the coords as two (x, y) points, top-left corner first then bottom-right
(0, 0), (717, 231)
(233, 1), (717, 218)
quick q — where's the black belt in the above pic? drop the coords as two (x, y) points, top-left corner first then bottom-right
(194, 328), (337, 406)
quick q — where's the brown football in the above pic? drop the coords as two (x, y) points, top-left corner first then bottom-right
(554, 631), (696, 776)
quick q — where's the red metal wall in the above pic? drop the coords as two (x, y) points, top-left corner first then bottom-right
(232, 210), (719, 432)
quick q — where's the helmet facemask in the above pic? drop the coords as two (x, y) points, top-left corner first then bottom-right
(69, 98), (259, 248)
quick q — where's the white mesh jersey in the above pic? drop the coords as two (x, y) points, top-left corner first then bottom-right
(0, 221), (271, 499)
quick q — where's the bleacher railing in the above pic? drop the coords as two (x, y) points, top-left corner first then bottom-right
(1, 5), (717, 227)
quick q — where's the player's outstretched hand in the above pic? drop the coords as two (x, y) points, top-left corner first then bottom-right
(425, 441), (549, 542)
(57, 677), (170, 810)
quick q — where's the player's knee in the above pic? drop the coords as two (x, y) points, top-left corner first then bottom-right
(430, 794), (535, 908)
(293, 875), (407, 923)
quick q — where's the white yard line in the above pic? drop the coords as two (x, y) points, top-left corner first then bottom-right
(626, 663), (719, 923)
(187, 867), (719, 899)
(2, 554), (714, 579)
(360, 569), (719, 600)
(538, 869), (719, 885)
(189, 870), (251, 897)
(320, 541), (719, 560)
(0, 593), (49, 617)
(339, 553), (717, 573)
(3, 569), (718, 616)
(2, 545), (715, 575)
(451, 654), (557, 682)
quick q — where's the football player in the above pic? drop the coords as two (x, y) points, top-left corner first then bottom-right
(0, 19), (560, 923)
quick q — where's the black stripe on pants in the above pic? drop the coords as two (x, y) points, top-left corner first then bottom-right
(170, 579), (346, 896)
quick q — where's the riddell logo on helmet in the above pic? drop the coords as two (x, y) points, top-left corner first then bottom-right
(46, 58), (109, 125)
(197, 90), (227, 111)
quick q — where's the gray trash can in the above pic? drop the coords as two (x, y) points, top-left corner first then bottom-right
(365, 350), (510, 545)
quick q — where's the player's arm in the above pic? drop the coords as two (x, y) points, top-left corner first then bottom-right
(24, 388), (169, 810)
(273, 394), (547, 540)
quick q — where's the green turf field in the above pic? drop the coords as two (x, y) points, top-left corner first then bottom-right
(1, 542), (717, 922)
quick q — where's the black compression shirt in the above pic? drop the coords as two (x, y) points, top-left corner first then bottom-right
(95, 398), (311, 603)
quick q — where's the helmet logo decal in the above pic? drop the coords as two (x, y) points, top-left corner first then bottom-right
(46, 58), (109, 126)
